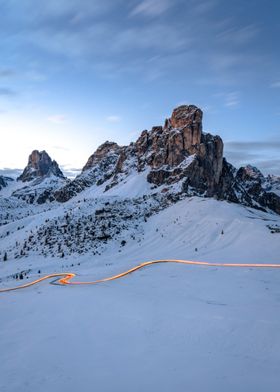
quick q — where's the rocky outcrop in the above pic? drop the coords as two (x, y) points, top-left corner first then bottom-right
(0, 175), (13, 191)
(18, 150), (65, 182)
(82, 142), (121, 172)
(135, 105), (223, 196)
(214, 163), (280, 214)
(54, 142), (122, 202)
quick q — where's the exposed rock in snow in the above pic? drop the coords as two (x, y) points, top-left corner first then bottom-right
(0, 176), (13, 191)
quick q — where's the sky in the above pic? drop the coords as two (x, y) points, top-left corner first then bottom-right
(0, 0), (279, 177)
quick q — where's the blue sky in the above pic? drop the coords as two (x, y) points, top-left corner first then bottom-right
(0, 0), (279, 176)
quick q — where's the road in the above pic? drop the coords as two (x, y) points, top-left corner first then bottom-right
(1, 259), (280, 293)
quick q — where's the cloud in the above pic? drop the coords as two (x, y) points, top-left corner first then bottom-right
(224, 139), (280, 175)
(47, 114), (66, 124)
(256, 159), (280, 175)
(216, 24), (259, 46)
(106, 115), (122, 123)
(0, 168), (22, 178)
(0, 69), (16, 78)
(60, 165), (81, 178)
(130, 0), (172, 17)
(224, 92), (239, 107)
(0, 87), (17, 96)
(189, 0), (219, 15)
(270, 81), (280, 88)
(213, 91), (239, 108)
(225, 140), (280, 151)
(52, 145), (69, 151)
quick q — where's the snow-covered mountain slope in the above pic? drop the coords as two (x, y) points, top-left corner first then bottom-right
(0, 196), (279, 281)
(0, 196), (280, 392)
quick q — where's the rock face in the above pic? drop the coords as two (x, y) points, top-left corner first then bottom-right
(55, 104), (224, 202)
(54, 142), (122, 202)
(215, 163), (280, 214)
(18, 150), (65, 182)
(135, 105), (223, 196)
(82, 142), (121, 171)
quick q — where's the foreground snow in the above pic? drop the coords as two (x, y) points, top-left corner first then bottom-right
(0, 197), (280, 392)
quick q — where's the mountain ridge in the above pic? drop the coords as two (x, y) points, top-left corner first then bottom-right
(1, 104), (280, 215)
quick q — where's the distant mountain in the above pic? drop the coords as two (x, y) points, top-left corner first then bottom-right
(18, 150), (65, 182)
(9, 150), (68, 204)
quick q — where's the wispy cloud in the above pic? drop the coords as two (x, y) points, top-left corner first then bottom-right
(0, 168), (22, 178)
(60, 165), (81, 178)
(130, 0), (172, 17)
(47, 114), (66, 124)
(216, 24), (259, 46)
(224, 92), (239, 107)
(0, 69), (16, 78)
(106, 115), (122, 123)
(52, 145), (69, 151)
(225, 140), (280, 151)
(270, 81), (280, 88)
(256, 159), (280, 175)
(224, 138), (280, 175)
(0, 87), (17, 96)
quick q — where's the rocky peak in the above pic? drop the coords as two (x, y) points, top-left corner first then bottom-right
(18, 150), (65, 182)
(170, 105), (202, 144)
(134, 105), (223, 195)
(82, 141), (121, 172)
(236, 165), (264, 182)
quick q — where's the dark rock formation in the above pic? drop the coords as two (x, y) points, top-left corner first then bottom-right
(0, 175), (13, 191)
(82, 142), (121, 172)
(54, 142), (121, 202)
(136, 105), (223, 196)
(18, 150), (65, 182)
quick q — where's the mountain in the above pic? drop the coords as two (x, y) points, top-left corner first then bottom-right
(18, 150), (65, 182)
(0, 104), (279, 262)
(54, 105), (280, 214)
(1, 105), (279, 214)
(8, 150), (68, 204)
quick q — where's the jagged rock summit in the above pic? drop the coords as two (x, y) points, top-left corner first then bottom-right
(18, 150), (65, 182)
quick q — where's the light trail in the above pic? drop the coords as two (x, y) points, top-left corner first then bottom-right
(0, 259), (280, 293)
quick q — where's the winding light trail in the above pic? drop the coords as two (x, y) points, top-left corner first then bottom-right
(1, 259), (280, 293)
